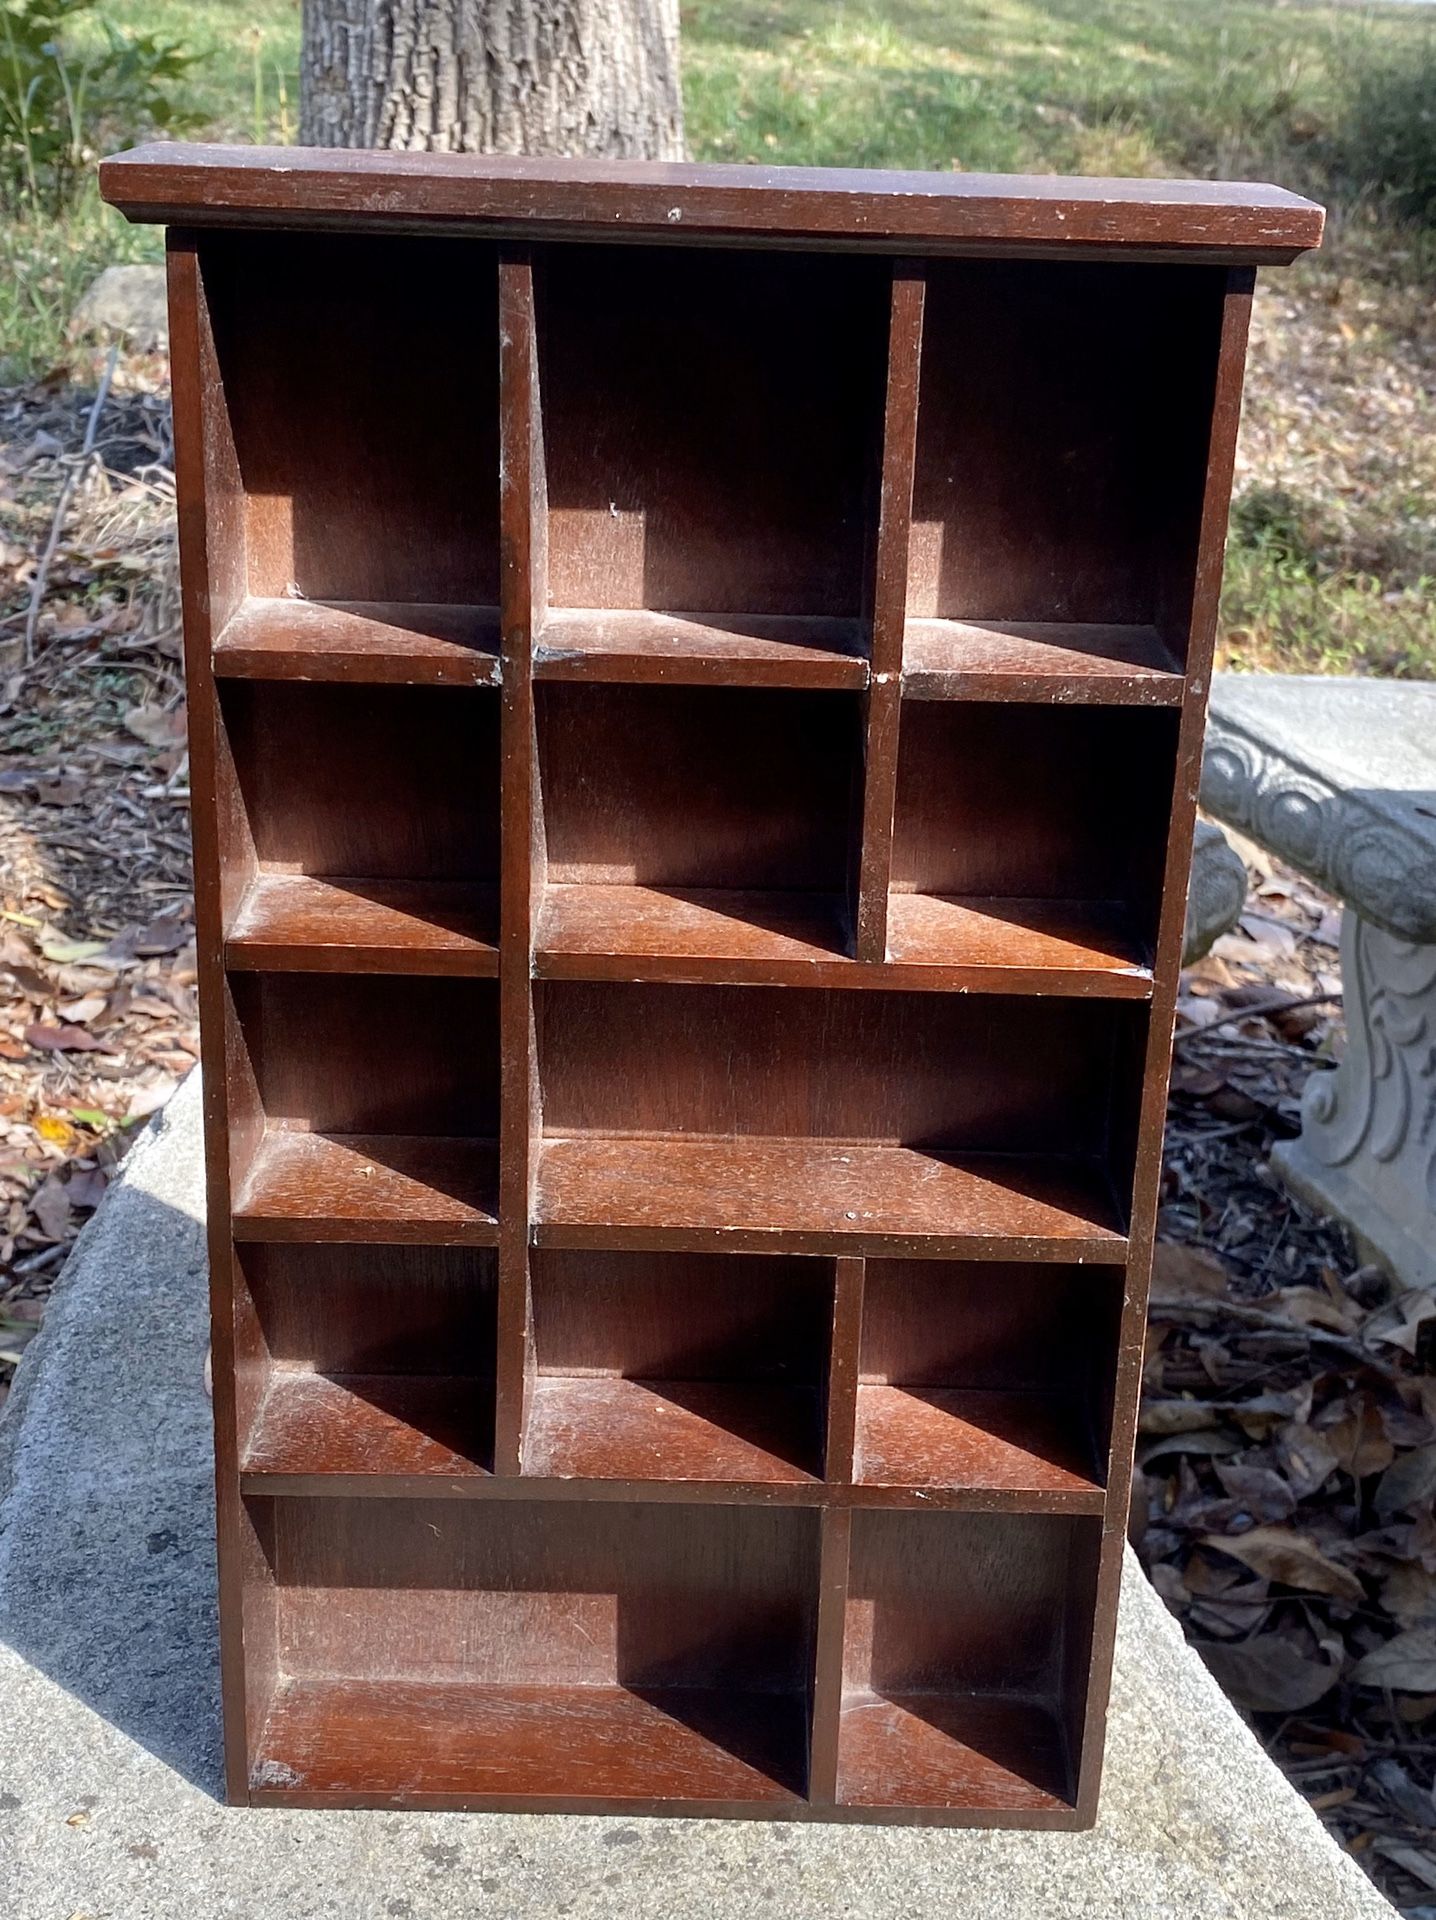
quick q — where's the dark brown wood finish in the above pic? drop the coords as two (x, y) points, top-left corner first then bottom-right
(113, 151), (1317, 1823)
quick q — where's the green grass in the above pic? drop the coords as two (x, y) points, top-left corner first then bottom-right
(3, 0), (1434, 675)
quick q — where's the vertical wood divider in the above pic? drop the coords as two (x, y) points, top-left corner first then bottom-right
(825, 1256), (865, 1481)
(809, 1506), (853, 1805)
(1074, 267), (1257, 1823)
(495, 248), (547, 1475)
(166, 230), (254, 1801)
(854, 262), (925, 964)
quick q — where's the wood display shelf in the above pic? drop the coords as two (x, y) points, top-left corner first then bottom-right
(101, 142), (1321, 1825)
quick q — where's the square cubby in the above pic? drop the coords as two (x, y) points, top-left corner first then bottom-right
(535, 682), (863, 970)
(837, 1509), (1099, 1814)
(534, 980), (1146, 1251)
(854, 1262), (1121, 1504)
(227, 971), (499, 1238)
(887, 702), (1179, 976)
(219, 680), (500, 970)
(532, 242), (888, 682)
(523, 1249), (834, 1486)
(905, 257), (1227, 687)
(235, 1243), (497, 1482)
(200, 228), (500, 621)
(243, 1495), (819, 1806)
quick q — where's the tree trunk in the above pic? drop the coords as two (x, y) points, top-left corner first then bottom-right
(300, 0), (684, 160)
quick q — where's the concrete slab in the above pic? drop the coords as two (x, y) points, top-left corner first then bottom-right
(0, 1074), (1396, 1920)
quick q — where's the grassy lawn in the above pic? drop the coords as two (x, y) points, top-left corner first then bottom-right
(3, 0), (1433, 674)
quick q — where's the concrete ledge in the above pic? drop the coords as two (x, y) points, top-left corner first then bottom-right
(0, 1074), (1395, 1919)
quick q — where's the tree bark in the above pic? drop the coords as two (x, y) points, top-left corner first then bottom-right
(300, 0), (684, 160)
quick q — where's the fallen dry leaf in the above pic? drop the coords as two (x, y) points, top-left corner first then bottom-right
(1351, 1629), (1436, 1693)
(24, 1024), (115, 1054)
(1200, 1633), (1342, 1712)
(1200, 1527), (1364, 1603)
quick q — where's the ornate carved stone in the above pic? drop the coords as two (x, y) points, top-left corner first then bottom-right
(1202, 676), (1436, 945)
(1199, 673), (1436, 1291)
(1274, 911), (1436, 1292)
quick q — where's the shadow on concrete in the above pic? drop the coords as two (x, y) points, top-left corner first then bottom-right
(0, 1088), (226, 1800)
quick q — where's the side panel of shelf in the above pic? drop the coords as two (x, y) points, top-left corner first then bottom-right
(166, 231), (254, 1802)
(1073, 267), (1257, 1823)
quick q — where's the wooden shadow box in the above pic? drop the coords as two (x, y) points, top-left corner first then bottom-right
(100, 144), (1322, 1823)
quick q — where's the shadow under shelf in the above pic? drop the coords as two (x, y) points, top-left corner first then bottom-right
(532, 608), (868, 690)
(902, 619), (1183, 705)
(524, 1376), (823, 1488)
(242, 1371), (495, 1482)
(227, 875), (499, 975)
(233, 1130), (499, 1243)
(852, 1385), (1104, 1513)
(536, 885), (1151, 996)
(214, 598), (502, 686)
(251, 1676), (809, 1807)
(533, 1137), (1127, 1259)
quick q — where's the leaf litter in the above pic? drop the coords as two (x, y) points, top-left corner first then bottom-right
(1146, 838), (1436, 1907)
(1, 353), (196, 1418)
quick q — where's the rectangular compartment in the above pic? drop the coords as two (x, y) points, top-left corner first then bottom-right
(887, 703), (1178, 978)
(245, 1496), (819, 1805)
(837, 1510), (1099, 1812)
(905, 260), (1226, 694)
(228, 972), (499, 1240)
(534, 982), (1142, 1255)
(532, 244), (888, 684)
(535, 683), (862, 974)
(854, 1262), (1121, 1507)
(524, 1249), (833, 1486)
(200, 231), (501, 680)
(220, 680), (500, 971)
(236, 1244), (498, 1483)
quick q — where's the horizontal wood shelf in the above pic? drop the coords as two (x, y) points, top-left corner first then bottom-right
(524, 1376), (823, 1486)
(837, 1694), (1072, 1815)
(852, 1385), (1104, 1512)
(242, 1372), (494, 1481)
(536, 885), (1151, 996)
(883, 895), (1151, 994)
(233, 1131), (499, 1243)
(214, 598), (502, 685)
(227, 874), (499, 974)
(902, 620), (1183, 704)
(254, 1678), (808, 1807)
(534, 608), (868, 689)
(534, 1137), (1127, 1259)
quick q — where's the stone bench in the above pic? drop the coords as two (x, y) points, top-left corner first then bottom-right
(0, 1075), (1395, 1917)
(1202, 673), (1436, 1292)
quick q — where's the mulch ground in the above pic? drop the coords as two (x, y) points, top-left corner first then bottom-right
(2, 345), (1433, 1907)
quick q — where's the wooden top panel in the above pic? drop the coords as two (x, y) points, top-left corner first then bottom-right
(101, 144), (1323, 261)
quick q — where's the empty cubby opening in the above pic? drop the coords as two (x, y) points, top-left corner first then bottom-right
(199, 231), (500, 617)
(219, 679), (501, 950)
(536, 682), (863, 958)
(838, 1509), (1100, 1811)
(535, 243), (888, 630)
(855, 1262), (1122, 1497)
(906, 258), (1226, 665)
(888, 702), (1179, 966)
(523, 1249), (834, 1483)
(235, 1243), (498, 1479)
(535, 982), (1147, 1242)
(244, 1496), (819, 1802)
(226, 971), (500, 1222)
